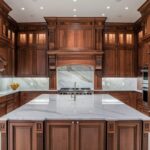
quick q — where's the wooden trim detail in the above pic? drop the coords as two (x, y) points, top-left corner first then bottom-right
(0, 121), (7, 150)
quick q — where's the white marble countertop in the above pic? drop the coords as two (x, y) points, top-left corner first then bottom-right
(0, 94), (149, 121)
(0, 90), (20, 97)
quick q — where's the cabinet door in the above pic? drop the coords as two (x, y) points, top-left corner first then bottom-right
(17, 49), (34, 76)
(0, 102), (7, 116)
(76, 121), (106, 150)
(36, 49), (46, 76)
(46, 121), (74, 150)
(107, 121), (142, 150)
(0, 47), (13, 76)
(118, 49), (134, 77)
(142, 44), (150, 67)
(8, 121), (43, 150)
(103, 49), (117, 77)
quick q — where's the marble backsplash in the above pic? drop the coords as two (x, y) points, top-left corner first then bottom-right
(57, 65), (138, 91)
(0, 76), (138, 92)
(57, 65), (94, 90)
(0, 78), (49, 91)
(102, 78), (137, 91)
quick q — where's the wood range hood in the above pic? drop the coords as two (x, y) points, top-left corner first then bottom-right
(45, 17), (106, 90)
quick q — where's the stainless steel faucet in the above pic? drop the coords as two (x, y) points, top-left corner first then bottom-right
(71, 82), (77, 101)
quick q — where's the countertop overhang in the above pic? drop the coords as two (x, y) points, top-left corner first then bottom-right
(0, 94), (149, 121)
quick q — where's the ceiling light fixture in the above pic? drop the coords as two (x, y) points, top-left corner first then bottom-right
(102, 13), (105, 17)
(40, 6), (44, 10)
(125, 6), (129, 10)
(21, 7), (25, 10)
(73, 8), (77, 12)
(106, 6), (110, 9)
(73, 0), (77, 2)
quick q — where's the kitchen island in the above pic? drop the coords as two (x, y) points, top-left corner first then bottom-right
(0, 94), (150, 150)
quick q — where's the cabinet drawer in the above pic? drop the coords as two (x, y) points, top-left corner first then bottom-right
(0, 96), (7, 103)
(6, 94), (14, 101)
(0, 102), (7, 116)
(7, 101), (15, 113)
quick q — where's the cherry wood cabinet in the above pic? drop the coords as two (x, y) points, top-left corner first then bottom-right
(0, 1), (17, 76)
(103, 24), (136, 77)
(107, 121), (142, 150)
(0, 101), (7, 116)
(17, 24), (48, 77)
(76, 121), (106, 150)
(103, 49), (117, 76)
(45, 120), (106, 150)
(0, 92), (20, 116)
(45, 121), (74, 150)
(108, 91), (137, 108)
(8, 121), (43, 150)
(0, 120), (148, 150)
(17, 47), (47, 77)
(17, 48), (34, 76)
(117, 49), (134, 77)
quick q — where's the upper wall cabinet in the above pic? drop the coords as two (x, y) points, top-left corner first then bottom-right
(104, 33), (116, 46)
(103, 23), (135, 77)
(0, 1), (17, 77)
(138, 0), (150, 39)
(138, 1), (150, 70)
(17, 24), (48, 77)
(18, 32), (46, 48)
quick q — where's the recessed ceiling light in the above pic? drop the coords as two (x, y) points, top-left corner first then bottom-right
(125, 6), (129, 10)
(73, 8), (77, 12)
(40, 6), (44, 10)
(21, 7), (25, 10)
(73, 15), (77, 17)
(102, 13), (105, 17)
(73, 0), (77, 2)
(106, 6), (110, 9)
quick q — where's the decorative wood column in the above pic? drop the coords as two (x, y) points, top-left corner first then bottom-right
(143, 121), (150, 150)
(0, 121), (7, 150)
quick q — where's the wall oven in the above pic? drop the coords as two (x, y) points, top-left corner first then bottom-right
(141, 66), (149, 103)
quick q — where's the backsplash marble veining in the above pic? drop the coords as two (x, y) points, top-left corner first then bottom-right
(0, 78), (49, 91)
(57, 65), (94, 90)
(0, 76), (138, 91)
(102, 78), (137, 91)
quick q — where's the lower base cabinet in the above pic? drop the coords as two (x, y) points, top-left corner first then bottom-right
(46, 121), (106, 150)
(8, 121), (43, 150)
(76, 121), (105, 150)
(0, 120), (149, 150)
(46, 121), (74, 150)
(107, 121), (142, 150)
